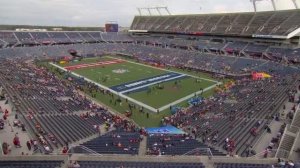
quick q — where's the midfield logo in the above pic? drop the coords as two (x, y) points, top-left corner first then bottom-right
(112, 69), (129, 74)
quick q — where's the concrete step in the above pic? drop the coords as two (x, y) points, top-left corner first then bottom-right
(138, 135), (147, 156)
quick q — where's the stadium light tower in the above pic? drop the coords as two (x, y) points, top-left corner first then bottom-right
(137, 6), (171, 16)
(250, 0), (277, 12)
(292, 0), (299, 9)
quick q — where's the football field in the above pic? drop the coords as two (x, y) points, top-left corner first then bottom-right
(52, 56), (220, 113)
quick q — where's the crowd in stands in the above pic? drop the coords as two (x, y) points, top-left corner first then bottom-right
(0, 160), (64, 168)
(214, 161), (298, 168)
(1, 29), (300, 67)
(73, 130), (142, 155)
(0, 30), (299, 165)
(163, 75), (300, 156)
(146, 133), (224, 156)
(1, 7), (300, 168)
(0, 42), (299, 77)
(0, 42), (299, 158)
(1, 30), (300, 64)
(0, 159), (298, 168)
(0, 31), (133, 46)
(131, 9), (300, 36)
(0, 58), (138, 155)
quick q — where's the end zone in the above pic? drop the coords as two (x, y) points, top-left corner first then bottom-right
(110, 72), (187, 94)
(64, 59), (124, 70)
(50, 58), (221, 113)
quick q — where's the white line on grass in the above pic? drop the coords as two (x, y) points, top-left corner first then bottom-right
(50, 62), (158, 112)
(106, 56), (223, 111)
(50, 59), (222, 113)
(106, 56), (219, 83)
(82, 57), (100, 60)
(157, 82), (222, 112)
(120, 74), (186, 94)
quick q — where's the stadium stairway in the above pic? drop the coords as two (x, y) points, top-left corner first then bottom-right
(289, 133), (300, 162)
(70, 124), (115, 149)
(72, 130), (141, 155)
(0, 155), (68, 168)
(275, 92), (300, 159)
(291, 105), (300, 128)
(71, 154), (212, 168)
(253, 120), (283, 155)
(138, 135), (147, 156)
(76, 89), (140, 126)
(0, 99), (35, 156)
(253, 98), (298, 156)
(276, 126), (298, 159)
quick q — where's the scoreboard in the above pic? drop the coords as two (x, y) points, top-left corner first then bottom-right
(105, 23), (118, 32)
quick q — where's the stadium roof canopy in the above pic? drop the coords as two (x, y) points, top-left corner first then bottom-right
(130, 9), (300, 39)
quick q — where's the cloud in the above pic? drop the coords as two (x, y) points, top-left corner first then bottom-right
(0, 0), (298, 27)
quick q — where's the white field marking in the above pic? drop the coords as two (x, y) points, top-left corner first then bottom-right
(109, 56), (224, 110)
(50, 60), (222, 113)
(157, 82), (222, 112)
(120, 74), (186, 94)
(105, 56), (219, 83)
(50, 62), (158, 112)
(65, 60), (118, 68)
(65, 60), (123, 70)
(81, 57), (100, 60)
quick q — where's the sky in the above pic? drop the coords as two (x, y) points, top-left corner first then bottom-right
(0, 0), (298, 27)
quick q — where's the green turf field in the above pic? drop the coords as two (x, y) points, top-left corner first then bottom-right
(126, 77), (214, 108)
(58, 56), (217, 110)
(60, 57), (112, 67)
(72, 60), (166, 87)
(50, 56), (220, 127)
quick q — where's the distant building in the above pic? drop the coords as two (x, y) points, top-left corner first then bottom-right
(52, 28), (63, 31)
(119, 27), (129, 32)
(16, 28), (47, 31)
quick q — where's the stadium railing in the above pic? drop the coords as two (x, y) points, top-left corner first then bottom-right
(183, 147), (213, 159)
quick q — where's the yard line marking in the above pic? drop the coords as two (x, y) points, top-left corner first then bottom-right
(50, 58), (222, 113)
(120, 74), (186, 94)
(64, 59), (124, 70)
(50, 62), (158, 112)
(110, 72), (184, 92)
(157, 82), (222, 112)
(106, 56), (219, 83)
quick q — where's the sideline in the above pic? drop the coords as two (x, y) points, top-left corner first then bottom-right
(106, 56), (219, 83)
(64, 60), (124, 70)
(119, 74), (186, 94)
(158, 82), (221, 111)
(50, 62), (158, 112)
(50, 61), (221, 113)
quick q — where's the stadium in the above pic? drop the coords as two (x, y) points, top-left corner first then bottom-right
(0, 0), (300, 167)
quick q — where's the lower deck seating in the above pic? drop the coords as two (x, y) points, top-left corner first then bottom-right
(215, 163), (272, 168)
(73, 130), (141, 155)
(78, 161), (205, 168)
(0, 160), (63, 168)
(147, 134), (225, 156)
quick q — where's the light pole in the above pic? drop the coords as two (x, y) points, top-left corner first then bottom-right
(250, 0), (277, 12)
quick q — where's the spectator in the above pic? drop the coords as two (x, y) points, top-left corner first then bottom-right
(62, 146), (68, 154)
(13, 135), (21, 148)
(44, 145), (51, 154)
(73, 161), (80, 168)
(26, 141), (31, 150)
(2, 142), (10, 155)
